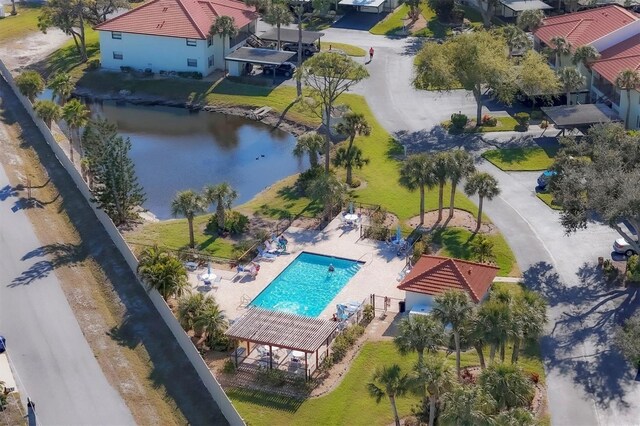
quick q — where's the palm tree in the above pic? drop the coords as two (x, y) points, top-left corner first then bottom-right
(412, 355), (456, 426)
(394, 314), (445, 364)
(511, 290), (547, 364)
(615, 69), (640, 130)
(517, 9), (544, 32)
(333, 146), (369, 186)
(433, 290), (472, 380)
(15, 70), (45, 103)
(335, 112), (371, 154)
(493, 408), (536, 426)
(209, 16), (238, 73)
(478, 364), (534, 411)
(367, 364), (411, 426)
(293, 133), (324, 167)
(137, 246), (189, 300)
(10, 0), (16, 15)
(462, 312), (488, 370)
(432, 152), (450, 223)
(399, 154), (436, 225)
(549, 36), (572, 68)
(47, 72), (75, 104)
(471, 235), (496, 264)
(307, 172), (347, 221)
(500, 25), (530, 57)
(170, 190), (207, 248)
(464, 172), (500, 233)
(263, 3), (293, 50)
(440, 385), (495, 426)
(477, 300), (511, 363)
(194, 300), (228, 348)
(557, 67), (585, 106)
(177, 292), (211, 332)
(203, 182), (238, 231)
(61, 98), (89, 164)
(447, 150), (475, 220)
(34, 100), (62, 128)
(572, 45), (600, 69)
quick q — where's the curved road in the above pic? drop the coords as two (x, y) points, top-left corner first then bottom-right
(318, 18), (640, 425)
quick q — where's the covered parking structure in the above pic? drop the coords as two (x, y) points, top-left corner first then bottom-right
(541, 104), (619, 134)
(224, 47), (295, 81)
(498, 0), (552, 17)
(259, 28), (325, 53)
(338, 0), (395, 13)
(225, 307), (339, 380)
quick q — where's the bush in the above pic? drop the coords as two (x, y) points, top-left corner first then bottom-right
(411, 239), (431, 264)
(349, 177), (361, 188)
(206, 210), (249, 235)
(450, 113), (468, 129)
(428, 0), (455, 20)
(626, 255), (640, 282)
(222, 359), (237, 374)
(540, 120), (549, 129)
(232, 239), (258, 262)
(296, 165), (324, 195)
(481, 114), (497, 127)
(603, 259), (620, 282)
(514, 112), (530, 131)
(86, 59), (101, 70)
(363, 224), (390, 241)
(330, 324), (365, 363)
(256, 367), (287, 387)
(120, 66), (133, 73)
(363, 304), (374, 323)
(15, 70), (45, 102)
(530, 110), (543, 120)
(177, 71), (203, 80)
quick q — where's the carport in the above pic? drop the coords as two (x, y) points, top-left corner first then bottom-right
(259, 28), (324, 51)
(224, 47), (296, 83)
(541, 104), (620, 135)
(339, 0), (388, 13)
(498, 0), (552, 18)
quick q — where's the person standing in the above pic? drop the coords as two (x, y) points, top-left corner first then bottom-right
(369, 47), (375, 62)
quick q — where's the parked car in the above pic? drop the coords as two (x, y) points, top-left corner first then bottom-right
(0, 335), (5, 353)
(537, 170), (557, 189)
(262, 62), (296, 78)
(613, 237), (639, 257)
(282, 42), (319, 56)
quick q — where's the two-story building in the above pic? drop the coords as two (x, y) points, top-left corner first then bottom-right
(533, 5), (640, 126)
(95, 0), (258, 76)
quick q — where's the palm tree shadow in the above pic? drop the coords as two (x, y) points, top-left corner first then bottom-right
(9, 243), (86, 287)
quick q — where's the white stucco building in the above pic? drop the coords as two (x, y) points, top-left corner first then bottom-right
(397, 255), (498, 315)
(95, 0), (258, 76)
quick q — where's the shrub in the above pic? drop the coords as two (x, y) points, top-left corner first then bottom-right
(363, 304), (374, 323)
(176, 71), (203, 80)
(626, 255), (640, 282)
(86, 59), (101, 70)
(363, 224), (390, 241)
(514, 112), (530, 130)
(330, 324), (365, 363)
(540, 120), (549, 129)
(428, 0), (455, 20)
(120, 66), (133, 73)
(450, 113), (468, 129)
(603, 259), (620, 282)
(530, 110), (543, 120)
(206, 210), (249, 235)
(15, 70), (45, 102)
(256, 367), (287, 387)
(481, 114), (498, 127)
(232, 239), (258, 262)
(349, 177), (361, 188)
(296, 165), (324, 194)
(222, 359), (237, 374)
(411, 239), (431, 264)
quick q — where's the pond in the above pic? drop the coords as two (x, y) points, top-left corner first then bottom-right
(85, 101), (306, 219)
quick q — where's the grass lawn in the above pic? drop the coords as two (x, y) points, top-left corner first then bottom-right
(321, 42), (366, 57)
(536, 192), (562, 210)
(458, 4), (485, 28)
(370, 4), (448, 37)
(434, 227), (517, 276)
(443, 116), (520, 133)
(125, 213), (238, 258)
(43, 27), (100, 79)
(228, 339), (544, 426)
(0, 4), (42, 42)
(482, 146), (559, 171)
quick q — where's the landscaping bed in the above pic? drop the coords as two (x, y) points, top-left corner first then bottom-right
(482, 146), (559, 171)
(444, 115), (520, 133)
(321, 42), (366, 57)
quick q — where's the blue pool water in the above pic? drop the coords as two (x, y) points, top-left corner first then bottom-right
(250, 252), (363, 317)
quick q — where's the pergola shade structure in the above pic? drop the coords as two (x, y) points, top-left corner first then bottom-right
(225, 308), (339, 379)
(541, 104), (619, 130)
(259, 28), (324, 45)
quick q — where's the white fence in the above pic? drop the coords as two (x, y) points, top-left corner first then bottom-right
(0, 60), (244, 426)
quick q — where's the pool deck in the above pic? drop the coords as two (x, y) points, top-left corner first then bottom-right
(187, 214), (408, 321)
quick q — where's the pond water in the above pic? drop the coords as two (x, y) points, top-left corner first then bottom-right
(84, 101), (306, 219)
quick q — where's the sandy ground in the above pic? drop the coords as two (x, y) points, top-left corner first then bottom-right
(407, 208), (498, 234)
(0, 28), (69, 72)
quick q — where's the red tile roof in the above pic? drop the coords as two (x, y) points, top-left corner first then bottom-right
(95, 0), (258, 39)
(534, 5), (638, 49)
(397, 255), (499, 303)
(591, 33), (640, 84)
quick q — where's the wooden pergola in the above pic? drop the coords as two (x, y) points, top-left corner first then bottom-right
(225, 308), (339, 380)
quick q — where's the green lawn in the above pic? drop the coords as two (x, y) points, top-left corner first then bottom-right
(0, 4), (42, 42)
(443, 116), (521, 134)
(482, 146), (559, 171)
(43, 27), (100, 79)
(370, 4), (448, 37)
(228, 339), (544, 426)
(125, 214), (237, 258)
(434, 227), (517, 276)
(321, 42), (366, 57)
(536, 192), (562, 210)
(458, 4), (485, 28)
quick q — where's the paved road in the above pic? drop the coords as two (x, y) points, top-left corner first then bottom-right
(0, 167), (134, 425)
(307, 13), (640, 425)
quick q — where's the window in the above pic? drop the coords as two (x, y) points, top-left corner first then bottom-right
(207, 36), (213, 47)
(186, 38), (197, 46)
(187, 58), (197, 67)
(111, 32), (122, 39)
(208, 55), (214, 68)
(112, 51), (123, 60)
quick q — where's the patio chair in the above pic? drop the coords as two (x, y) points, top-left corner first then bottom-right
(257, 248), (277, 261)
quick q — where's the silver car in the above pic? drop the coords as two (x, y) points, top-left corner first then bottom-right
(613, 237), (638, 257)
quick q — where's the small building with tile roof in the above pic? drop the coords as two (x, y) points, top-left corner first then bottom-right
(95, 0), (258, 76)
(397, 255), (499, 312)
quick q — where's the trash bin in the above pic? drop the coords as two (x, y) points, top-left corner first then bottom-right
(399, 300), (406, 313)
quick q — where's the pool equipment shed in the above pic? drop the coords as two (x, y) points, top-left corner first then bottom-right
(225, 307), (338, 380)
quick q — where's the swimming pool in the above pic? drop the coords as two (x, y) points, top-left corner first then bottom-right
(250, 252), (363, 317)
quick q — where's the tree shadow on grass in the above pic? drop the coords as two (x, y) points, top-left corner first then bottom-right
(432, 228), (475, 260)
(225, 387), (304, 413)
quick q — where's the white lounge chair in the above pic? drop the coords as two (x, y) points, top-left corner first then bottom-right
(257, 248), (277, 261)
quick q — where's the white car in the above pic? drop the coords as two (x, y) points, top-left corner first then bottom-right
(613, 237), (638, 257)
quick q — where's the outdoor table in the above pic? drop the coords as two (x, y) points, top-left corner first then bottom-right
(185, 261), (198, 271)
(344, 214), (358, 222)
(200, 273), (217, 283)
(291, 350), (305, 358)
